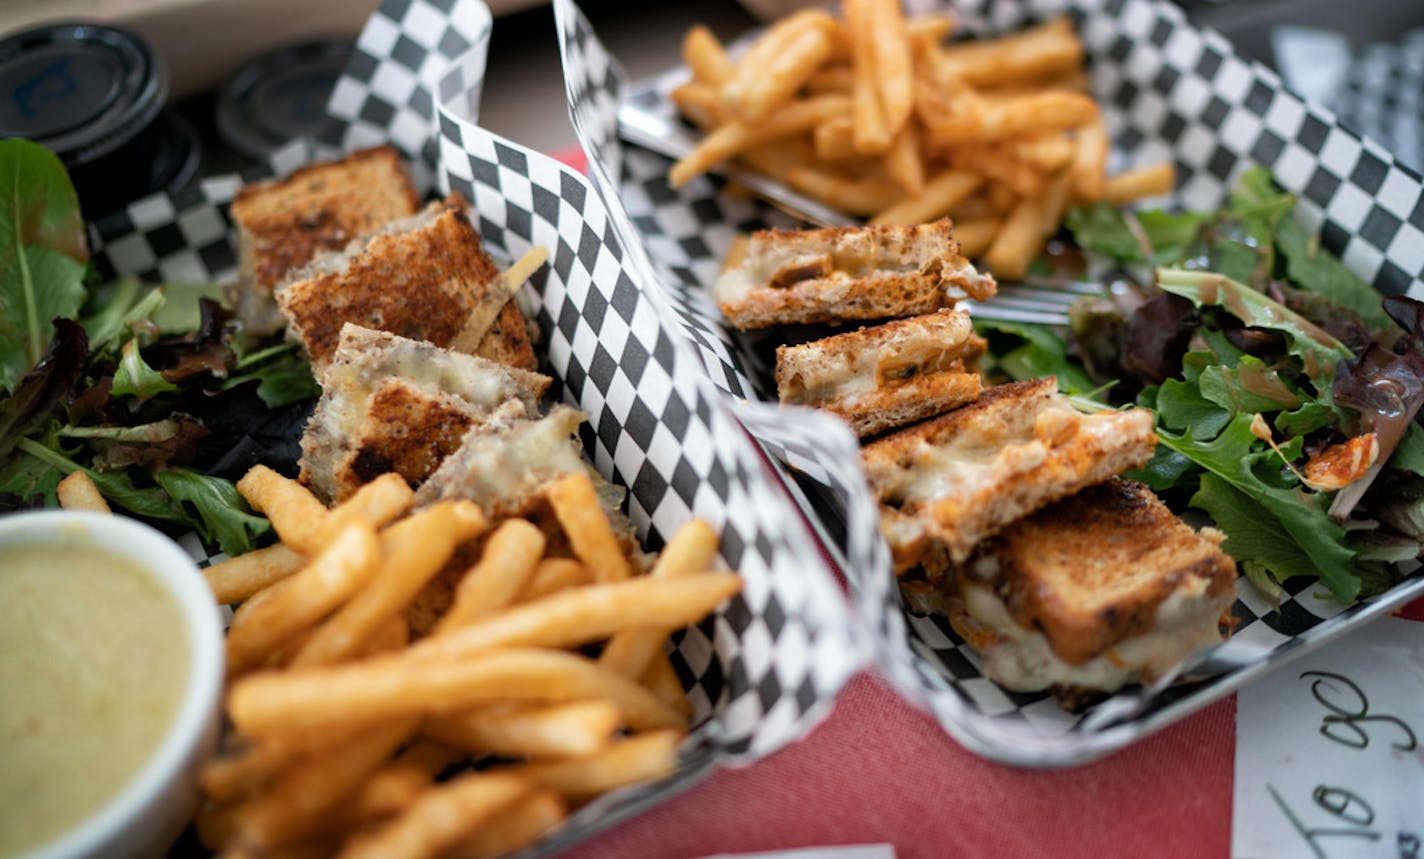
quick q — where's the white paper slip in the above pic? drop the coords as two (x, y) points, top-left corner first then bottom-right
(1233, 615), (1424, 859)
(696, 845), (896, 859)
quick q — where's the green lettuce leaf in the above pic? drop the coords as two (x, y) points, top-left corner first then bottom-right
(0, 139), (89, 394)
(111, 339), (178, 399)
(1159, 413), (1359, 601)
(974, 319), (1096, 395)
(152, 468), (270, 556)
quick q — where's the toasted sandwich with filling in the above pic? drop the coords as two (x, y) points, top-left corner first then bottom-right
(775, 309), (986, 438)
(713, 219), (997, 330)
(862, 377), (1157, 570)
(298, 324), (551, 503)
(229, 145), (420, 337)
(927, 478), (1236, 701)
(276, 194), (537, 371)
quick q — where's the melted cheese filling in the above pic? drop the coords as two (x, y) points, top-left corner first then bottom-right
(960, 579), (1228, 692)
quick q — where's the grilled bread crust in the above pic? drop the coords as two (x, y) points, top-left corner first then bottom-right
(862, 378), (1157, 566)
(277, 195), (535, 369)
(775, 309), (985, 437)
(962, 478), (1236, 666)
(299, 325), (550, 503)
(230, 145), (419, 336)
(714, 219), (997, 329)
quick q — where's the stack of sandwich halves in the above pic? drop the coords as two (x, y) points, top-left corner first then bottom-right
(229, 147), (639, 596)
(715, 220), (1236, 706)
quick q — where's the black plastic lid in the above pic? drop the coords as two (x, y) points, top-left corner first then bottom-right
(0, 22), (167, 169)
(216, 39), (352, 160)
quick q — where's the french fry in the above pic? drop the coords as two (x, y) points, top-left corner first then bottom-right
(721, 9), (837, 122)
(340, 740), (465, 826)
(670, 81), (725, 130)
(811, 116), (858, 162)
(985, 192), (1052, 280)
(361, 614), (410, 656)
(883, 124), (925, 195)
(290, 504), (472, 668)
(232, 718), (417, 849)
(225, 523), (381, 673)
(335, 772), (532, 859)
(949, 217), (1003, 260)
(204, 543), (306, 605)
(406, 573), (742, 665)
(1010, 132), (1077, 174)
(227, 648), (687, 736)
(1070, 119), (1109, 201)
(868, 0), (913, 135)
(196, 801), (238, 850)
(906, 13), (954, 47)
(683, 24), (733, 85)
(425, 700), (621, 759)
(236, 465), (327, 552)
(935, 16), (1083, 87)
(1039, 171), (1075, 237)
(434, 518), (546, 634)
(505, 730), (681, 803)
(922, 90), (1099, 146)
(785, 166), (903, 217)
(1104, 162), (1175, 205)
(737, 137), (818, 182)
(870, 168), (982, 225)
(310, 472), (414, 548)
(640, 651), (694, 720)
(804, 65), (853, 94)
(846, 0), (891, 154)
(669, 94), (849, 187)
(946, 143), (1045, 197)
(199, 723), (367, 803)
(56, 470), (109, 512)
(547, 471), (635, 583)
(600, 520), (719, 679)
(517, 558), (593, 602)
(447, 789), (566, 859)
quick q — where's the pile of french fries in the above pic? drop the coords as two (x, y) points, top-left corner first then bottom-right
(184, 465), (739, 859)
(669, 2), (1175, 278)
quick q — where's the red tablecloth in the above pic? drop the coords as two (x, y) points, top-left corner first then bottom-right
(548, 146), (1424, 859)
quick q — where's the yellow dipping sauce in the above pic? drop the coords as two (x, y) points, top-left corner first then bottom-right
(0, 542), (189, 857)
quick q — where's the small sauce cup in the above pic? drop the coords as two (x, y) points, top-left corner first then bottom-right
(0, 511), (224, 859)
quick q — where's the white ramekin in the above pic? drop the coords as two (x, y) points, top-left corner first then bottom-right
(0, 510), (224, 859)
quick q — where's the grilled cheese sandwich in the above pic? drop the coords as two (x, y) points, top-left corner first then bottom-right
(942, 479), (1236, 697)
(775, 309), (986, 437)
(863, 377), (1156, 569)
(713, 219), (997, 329)
(229, 145), (420, 337)
(277, 194), (537, 371)
(300, 325), (550, 503)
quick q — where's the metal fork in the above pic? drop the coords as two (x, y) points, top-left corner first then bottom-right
(965, 280), (1095, 325)
(618, 96), (1089, 326)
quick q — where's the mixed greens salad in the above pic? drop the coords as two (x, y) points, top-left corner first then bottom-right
(0, 139), (314, 556)
(980, 167), (1424, 604)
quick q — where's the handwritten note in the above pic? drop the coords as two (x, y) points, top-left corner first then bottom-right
(1233, 615), (1424, 859)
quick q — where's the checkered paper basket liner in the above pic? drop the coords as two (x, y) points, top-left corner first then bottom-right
(554, 0), (1424, 764)
(85, 0), (867, 848)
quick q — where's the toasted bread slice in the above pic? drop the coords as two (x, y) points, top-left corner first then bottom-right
(862, 377), (1157, 567)
(276, 195), (537, 370)
(300, 325), (550, 503)
(775, 309), (986, 437)
(944, 478), (1236, 693)
(414, 405), (590, 519)
(713, 219), (996, 330)
(229, 145), (420, 336)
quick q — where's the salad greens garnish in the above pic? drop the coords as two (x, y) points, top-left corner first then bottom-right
(989, 166), (1424, 604)
(0, 139), (89, 394)
(0, 139), (318, 556)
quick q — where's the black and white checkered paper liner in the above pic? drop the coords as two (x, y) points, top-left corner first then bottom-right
(1333, 28), (1424, 175)
(84, 0), (865, 847)
(556, 0), (1424, 764)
